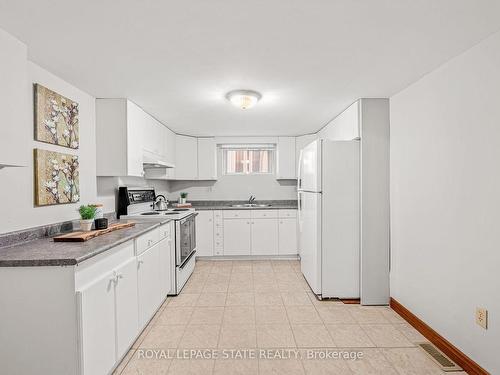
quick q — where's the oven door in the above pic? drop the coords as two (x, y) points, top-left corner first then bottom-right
(176, 213), (197, 267)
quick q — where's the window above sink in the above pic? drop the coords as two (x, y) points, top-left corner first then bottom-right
(220, 144), (275, 176)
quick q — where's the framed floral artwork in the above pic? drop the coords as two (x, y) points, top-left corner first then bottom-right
(34, 149), (80, 206)
(34, 83), (79, 149)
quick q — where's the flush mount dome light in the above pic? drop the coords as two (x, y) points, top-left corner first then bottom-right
(226, 90), (262, 110)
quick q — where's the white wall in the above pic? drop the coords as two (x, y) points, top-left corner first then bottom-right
(168, 176), (296, 201)
(317, 100), (359, 140)
(390, 30), (500, 373)
(0, 57), (97, 233)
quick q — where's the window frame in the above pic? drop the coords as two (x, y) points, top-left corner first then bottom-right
(219, 144), (276, 176)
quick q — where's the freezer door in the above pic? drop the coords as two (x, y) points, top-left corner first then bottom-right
(299, 191), (322, 294)
(300, 139), (321, 192)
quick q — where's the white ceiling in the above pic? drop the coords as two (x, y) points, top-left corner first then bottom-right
(1, 1), (500, 136)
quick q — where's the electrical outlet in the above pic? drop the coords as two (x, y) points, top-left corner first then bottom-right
(475, 307), (488, 329)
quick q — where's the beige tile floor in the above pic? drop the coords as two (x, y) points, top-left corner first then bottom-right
(114, 259), (460, 375)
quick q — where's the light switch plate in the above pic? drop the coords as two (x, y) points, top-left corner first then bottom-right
(475, 307), (488, 329)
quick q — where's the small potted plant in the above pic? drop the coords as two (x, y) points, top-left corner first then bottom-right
(179, 192), (188, 204)
(79, 205), (97, 232)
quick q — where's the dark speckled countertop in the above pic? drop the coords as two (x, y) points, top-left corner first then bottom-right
(0, 220), (170, 267)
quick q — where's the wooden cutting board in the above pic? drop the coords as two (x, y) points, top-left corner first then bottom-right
(53, 222), (136, 242)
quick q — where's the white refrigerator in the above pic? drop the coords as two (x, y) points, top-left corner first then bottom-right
(298, 139), (360, 299)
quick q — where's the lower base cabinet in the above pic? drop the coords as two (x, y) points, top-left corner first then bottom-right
(115, 257), (139, 356)
(137, 243), (162, 329)
(251, 219), (279, 255)
(220, 210), (297, 256)
(223, 219), (251, 255)
(0, 224), (174, 375)
(77, 271), (116, 375)
(159, 236), (173, 297)
(278, 218), (298, 255)
(195, 211), (214, 256)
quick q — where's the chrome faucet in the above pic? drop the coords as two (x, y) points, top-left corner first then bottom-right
(248, 195), (256, 204)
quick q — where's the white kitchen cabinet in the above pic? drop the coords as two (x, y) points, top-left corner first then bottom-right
(223, 219), (252, 255)
(96, 99), (145, 177)
(295, 134), (318, 177)
(1, 230), (172, 375)
(197, 138), (217, 180)
(77, 272), (116, 375)
(137, 243), (161, 328)
(164, 126), (176, 167)
(276, 137), (296, 179)
(114, 258), (139, 358)
(158, 236), (173, 298)
(251, 219), (279, 255)
(279, 218), (298, 255)
(172, 134), (198, 180)
(0, 29), (28, 167)
(196, 211), (214, 256)
(143, 116), (165, 159)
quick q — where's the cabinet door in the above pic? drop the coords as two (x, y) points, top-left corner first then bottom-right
(137, 244), (161, 328)
(251, 219), (279, 255)
(277, 137), (296, 179)
(126, 101), (145, 177)
(164, 126), (176, 166)
(196, 211), (214, 256)
(197, 138), (217, 180)
(174, 135), (198, 180)
(279, 218), (298, 255)
(223, 219), (251, 255)
(158, 236), (173, 299)
(115, 257), (139, 358)
(77, 273), (116, 375)
(295, 134), (317, 178)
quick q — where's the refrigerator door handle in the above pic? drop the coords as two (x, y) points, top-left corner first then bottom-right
(297, 149), (303, 190)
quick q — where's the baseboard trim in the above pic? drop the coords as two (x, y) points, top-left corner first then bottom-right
(390, 298), (489, 375)
(340, 298), (361, 304)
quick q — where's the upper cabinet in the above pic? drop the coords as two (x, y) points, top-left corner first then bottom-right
(143, 115), (166, 160)
(0, 30), (29, 168)
(295, 134), (318, 175)
(197, 138), (217, 180)
(276, 137), (296, 179)
(96, 99), (176, 177)
(96, 99), (144, 177)
(171, 135), (198, 180)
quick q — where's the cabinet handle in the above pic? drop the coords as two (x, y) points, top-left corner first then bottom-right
(138, 260), (144, 266)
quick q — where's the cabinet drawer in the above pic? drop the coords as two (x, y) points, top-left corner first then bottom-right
(252, 210), (278, 219)
(158, 222), (172, 240)
(278, 209), (297, 218)
(136, 228), (160, 255)
(223, 210), (251, 219)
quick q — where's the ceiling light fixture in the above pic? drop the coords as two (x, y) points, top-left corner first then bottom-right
(226, 90), (262, 110)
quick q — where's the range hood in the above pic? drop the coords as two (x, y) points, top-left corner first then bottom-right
(142, 153), (175, 169)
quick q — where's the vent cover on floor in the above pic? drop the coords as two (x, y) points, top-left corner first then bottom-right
(418, 342), (463, 372)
